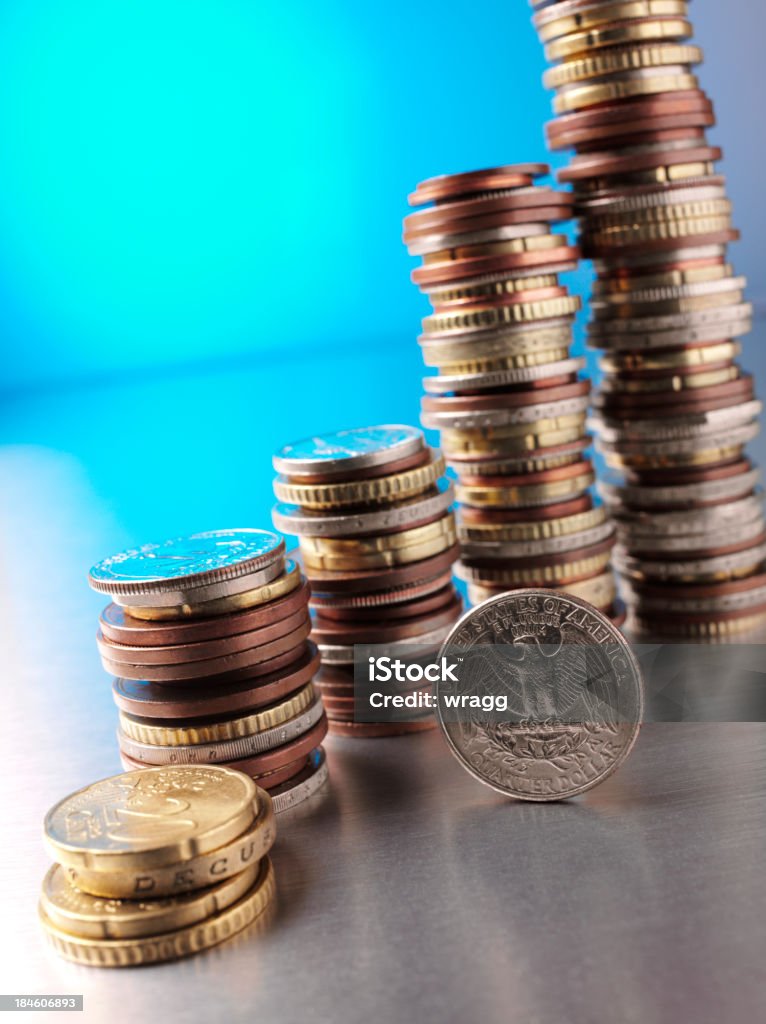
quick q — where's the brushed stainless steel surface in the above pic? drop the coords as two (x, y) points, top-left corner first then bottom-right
(2, 362), (766, 1023)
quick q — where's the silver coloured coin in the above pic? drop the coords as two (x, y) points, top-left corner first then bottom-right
(423, 357), (584, 394)
(419, 320), (573, 361)
(620, 582), (766, 615)
(595, 423), (760, 458)
(459, 521), (615, 560)
(613, 541), (766, 581)
(116, 698), (326, 765)
(591, 401), (761, 441)
(318, 623), (454, 664)
(612, 494), (763, 537)
(586, 313), (752, 351)
(89, 530), (285, 598)
(597, 468), (760, 509)
(272, 425), (424, 477)
(592, 276), (746, 310)
(111, 557), (287, 610)
(272, 479), (454, 538)
(586, 302), (753, 336)
(435, 590), (643, 801)
(422, 394), (590, 431)
(618, 517), (765, 553)
(270, 747), (329, 815)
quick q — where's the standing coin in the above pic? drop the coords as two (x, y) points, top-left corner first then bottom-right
(436, 591), (643, 800)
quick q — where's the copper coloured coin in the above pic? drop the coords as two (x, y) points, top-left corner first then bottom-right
(99, 578), (311, 646)
(97, 608), (310, 666)
(120, 751), (311, 790)
(404, 188), (574, 233)
(463, 534), (616, 571)
(302, 543), (461, 595)
(459, 495), (592, 525)
(597, 382), (754, 419)
(314, 583), (457, 622)
(404, 206), (576, 244)
(623, 572), (766, 601)
(311, 595), (462, 644)
(100, 621), (312, 682)
(408, 165), (549, 206)
(309, 570), (454, 609)
(111, 643), (321, 719)
(412, 245), (580, 288)
(585, 229), (740, 258)
(596, 375), (752, 411)
(547, 100), (715, 149)
(575, 126), (707, 154)
(625, 458), (751, 487)
(422, 380), (588, 413)
(560, 145), (722, 182)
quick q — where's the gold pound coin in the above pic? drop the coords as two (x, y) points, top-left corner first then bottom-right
(44, 765), (259, 871)
(423, 295), (580, 335)
(123, 561), (302, 621)
(65, 796), (276, 899)
(39, 857), (276, 967)
(428, 273), (559, 304)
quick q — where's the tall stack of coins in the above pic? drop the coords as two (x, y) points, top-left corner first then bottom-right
(272, 425), (463, 736)
(532, 0), (766, 639)
(40, 765), (276, 966)
(404, 166), (622, 622)
(88, 529), (329, 807)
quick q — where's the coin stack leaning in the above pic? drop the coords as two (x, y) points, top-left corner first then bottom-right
(404, 165), (622, 623)
(532, 0), (766, 639)
(272, 425), (463, 736)
(40, 765), (276, 966)
(88, 529), (329, 808)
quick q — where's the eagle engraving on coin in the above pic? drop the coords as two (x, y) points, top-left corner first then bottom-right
(436, 591), (643, 800)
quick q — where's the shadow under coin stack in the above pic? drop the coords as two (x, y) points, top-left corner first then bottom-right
(404, 165), (622, 622)
(272, 426), (463, 736)
(87, 529), (329, 808)
(532, 0), (766, 640)
(40, 765), (276, 966)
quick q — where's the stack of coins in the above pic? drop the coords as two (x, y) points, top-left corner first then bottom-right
(404, 165), (622, 622)
(532, 0), (766, 639)
(40, 765), (276, 966)
(88, 529), (329, 807)
(272, 425), (463, 736)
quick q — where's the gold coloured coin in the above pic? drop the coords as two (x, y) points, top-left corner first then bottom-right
(120, 684), (316, 746)
(467, 569), (617, 610)
(44, 765), (258, 871)
(123, 561), (302, 621)
(629, 611), (766, 639)
(420, 324), (573, 364)
(456, 550), (613, 586)
(588, 198), (731, 226)
(428, 273), (559, 303)
(65, 796), (276, 899)
(599, 341), (740, 372)
(39, 857), (276, 967)
(458, 506), (606, 543)
(300, 524), (457, 571)
(273, 452), (446, 509)
(535, 0), (689, 43)
(601, 366), (738, 394)
(545, 18), (692, 62)
(40, 861), (259, 941)
(438, 347), (571, 374)
(553, 73), (698, 114)
(423, 295), (580, 334)
(575, 160), (715, 188)
(544, 44), (702, 89)
(422, 232), (567, 264)
(595, 263), (733, 293)
(456, 470), (594, 507)
(298, 516), (454, 556)
(603, 444), (744, 471)
(586, 215), (734, 247)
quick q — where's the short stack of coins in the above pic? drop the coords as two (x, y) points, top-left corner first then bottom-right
(403, 165), (622, 622)
(40, 765), (276, 966)
(532, 0), (766, 639)
(88, 529), (329, 807)
(272, 425), (463, 736)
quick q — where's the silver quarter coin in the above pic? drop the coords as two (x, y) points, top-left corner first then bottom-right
(435, 590), (643, 801)
(272, 425), (424, 477)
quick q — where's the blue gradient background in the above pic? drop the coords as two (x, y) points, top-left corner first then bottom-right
(0, 1), (764, 550)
